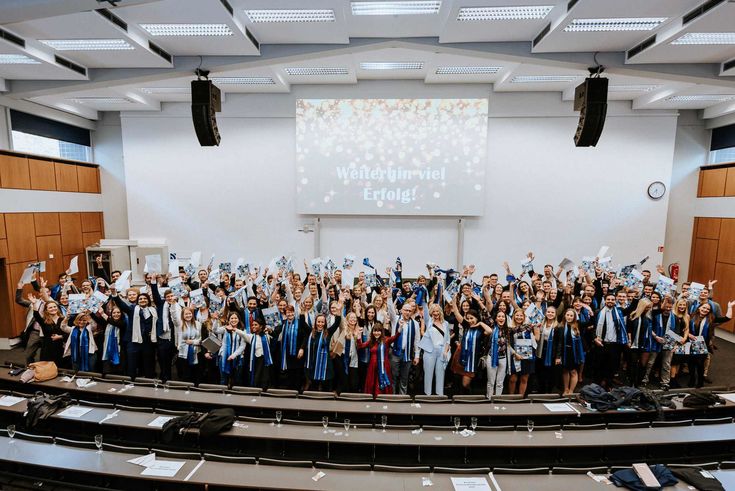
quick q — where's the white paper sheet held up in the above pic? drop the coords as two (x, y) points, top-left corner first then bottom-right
(147, 416), (174, 428)
(140, 460), (185, 477)
(0, 395), (25, 407)
(144, 255), (162, 274)
(68, 256), (79, 275)
(57, 405), (93, 418)
(450, 477), (492, 491)
(19, 267), (35, 285)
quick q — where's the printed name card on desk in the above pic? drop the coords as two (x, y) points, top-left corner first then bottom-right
(57, 406), (93, 419)
(450, 477), (492, 491)
(544, 402), (575, 413)
(140, 460), (185, 478)
(147, 416), (175, 428)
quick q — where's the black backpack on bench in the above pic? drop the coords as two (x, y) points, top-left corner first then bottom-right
(161, 408), (236, 443)
(25, 391), (72, 430)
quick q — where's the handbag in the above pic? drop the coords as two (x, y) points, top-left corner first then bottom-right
(29, 361), (58, 382)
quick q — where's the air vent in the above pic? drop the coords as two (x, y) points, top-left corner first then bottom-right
(567, 0), (579, 12)
(627, 34), (656, 59)
(532, 22), (551, 47)
(219, 0), (234, 16)
(245, 27), (260, 51)
(724, 58), (735, 72)
(683, 0), (726, 25)
(95, 8), (128, 31)
(54, 55), (87, 76)
(0, 27), (25, 48)
(148, 41), (172, 63)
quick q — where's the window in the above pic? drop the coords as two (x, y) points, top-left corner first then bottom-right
(709, 147), (735, 165)
(9, 109), (92, 162)
(709, 122), (735, 165)
(11, 130), (92, 162)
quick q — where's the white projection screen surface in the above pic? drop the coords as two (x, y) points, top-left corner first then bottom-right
(295, 98), (488, 216)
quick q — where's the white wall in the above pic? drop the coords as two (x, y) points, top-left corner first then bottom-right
(92, 111), (129, 239)
(663, 110), (735, 282)
(120, 81), (680, 276)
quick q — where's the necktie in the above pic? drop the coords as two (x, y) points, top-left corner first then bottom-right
(167, 305), (175, 333)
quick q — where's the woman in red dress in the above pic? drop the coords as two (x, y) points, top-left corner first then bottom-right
(357, 323), (401, 397)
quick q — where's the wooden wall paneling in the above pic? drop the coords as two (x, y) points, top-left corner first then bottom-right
(33, 213), (60, 236)
(698, 168), (728, 197)
(0, 214), (5, 239)
(77, 165), (100, 193)
(36, 235), (63, 283)
(0, 239), (7, 259)
(80, 212), (102, 233)
(8, 262), (33, 337)
(717, 218), (735, 265)
(696, 218), (722, 240)
(63, 253), (88, 282)
(689, 238), (719, 284)
(726, 168), (735, 197)
(28, 158), (57, 191)
(713, 262), (735, 333)
(59, 212), (83, 255)
(54, 162), (79, 192)
(0, 262), (14, 339)
(4, 213), (37, 263)
(82, 231), (102, 249)
(0, 154), (31, 189)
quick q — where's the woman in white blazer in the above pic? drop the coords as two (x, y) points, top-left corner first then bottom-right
(420, 303), (451, 396)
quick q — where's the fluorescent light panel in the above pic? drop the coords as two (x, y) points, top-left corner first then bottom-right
(666, 95), (735, 102)
(564, 17), (667, 32)
(435, 66), (502, 74)
(211, 77), (275, 85)
(608, 84), (662, 92)
(511, 75), (580, 83)
(456, 5), (553, 21)
(245, 9), (335, 23)
(285, 67), (349, 76)
(0, 54), (40, 64)
(141, 87), (190, 94)
(351, 1), (441, 16)
(69, 97), (136, 104)
(360, 61), (424, 70)
(139, 24), (233, 36)
(671, 32), (735, 45)
(40, 39), (134, 50)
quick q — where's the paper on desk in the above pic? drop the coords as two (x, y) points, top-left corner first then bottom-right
(75, 379), (96, 388)
(719, 393), (735, 404)
(451, 477), (492, 491)
(140, 460), (185, 477)
(128, 453), (156, 467)
(312, 471), (326, 482)
(544, 402), (575, 413)
(147, 416), (174, 428)
(0, 395), (25, 407)
(57, 405), (93, 418)
(459, 429), (476, 437)
(99, 409), (120, 424)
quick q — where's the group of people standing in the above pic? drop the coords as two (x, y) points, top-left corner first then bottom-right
(15, 253), (734, 397)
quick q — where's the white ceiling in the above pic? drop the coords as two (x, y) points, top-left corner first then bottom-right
(0, 0), (734, 122)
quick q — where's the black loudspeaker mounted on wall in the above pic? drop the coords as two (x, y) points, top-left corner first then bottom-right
(573, 77), (608, 147)
(191, 79), (222, 147)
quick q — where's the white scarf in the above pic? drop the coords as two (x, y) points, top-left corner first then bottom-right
(162, 302), (181, 340)
(132, 305), (158, 344)
(595, 306), (616, 342)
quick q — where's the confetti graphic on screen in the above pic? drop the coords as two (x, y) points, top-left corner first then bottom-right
(295, 98), (488, 216)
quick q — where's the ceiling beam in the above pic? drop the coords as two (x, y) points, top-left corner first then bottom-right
(0, 0), (163, 24)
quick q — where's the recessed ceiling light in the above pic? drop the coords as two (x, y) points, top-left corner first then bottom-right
(435, 66), (502, 75)
(564, 17), (667, 32)
(666, 95), (735, 102)
(211, 77), (276, 85)
(139, 24), (233, 36)
(360, 61), (424, 70)
(285, 67), (349, 76)
(672, 32), (735, 45)
(141, 87), (190, 94)
(40, 39), (134, 51)
(608, 84), (662, 92)
(511, 75), (580, 83)
(245, 9), (336, 23)
(0, 54), (41, 64)
(69, 97), (137, 104)
(456, 6), (553, 21)
(351, 1), (441, 16)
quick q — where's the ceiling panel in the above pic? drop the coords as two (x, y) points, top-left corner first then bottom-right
(348, 1), (452, 38)
(493, 63), (587, 92)
(354, 47), (431, 80)
(277, 54), (357, 85)
(533, 0), (701, 53)
(424, 52), (516, 84)
(114, 0), (259, 56)
(0, 36), (88, 80)
(6, 11), (172, 68)
(440, 0), (566, 43)
(627, 1), (735, 64)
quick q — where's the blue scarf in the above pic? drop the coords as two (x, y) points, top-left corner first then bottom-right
(307, 332), (329, 381)
(104, 325), (120, 365)
(689, 299), (715, 315)
(579, 308), (590, 324)
(280, 320), (299, 370)
(562, 324), (585, 365)
(243, 310), (254, 334)
(543, 327), (555, 367)
(490, 326), (504, 368)
(70, 327), (89, 371)
(343, 339), (351, 375)
(220, 330), (238, 375)
(613, 306), (628, 344)
(690, 318), (710, 339)
(358, 326), (370, 364)
(249, 334), (273, 385)
(460, 327), (480, 373)
(393, 319), (414, 362)
(378, 341), (391, 390)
